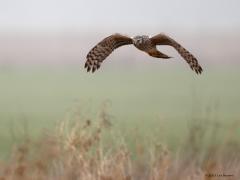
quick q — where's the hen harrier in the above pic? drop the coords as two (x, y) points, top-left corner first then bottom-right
(84, 33), (202, 74)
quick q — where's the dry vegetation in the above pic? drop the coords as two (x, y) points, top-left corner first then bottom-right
(0, 107), (239, 180)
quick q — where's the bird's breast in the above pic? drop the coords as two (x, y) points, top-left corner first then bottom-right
(134, 41), (153, 52)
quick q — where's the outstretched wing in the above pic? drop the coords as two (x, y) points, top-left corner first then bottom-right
(85, 34), (133, 72)
(151, 33), (203, 74)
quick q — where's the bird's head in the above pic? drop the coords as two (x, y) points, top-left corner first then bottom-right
(132, 35), (149, 45)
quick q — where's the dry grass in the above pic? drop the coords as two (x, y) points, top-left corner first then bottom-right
(0, 107), (239, 180)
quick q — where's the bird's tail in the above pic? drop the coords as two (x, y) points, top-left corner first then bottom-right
(147, 48), (171, 59)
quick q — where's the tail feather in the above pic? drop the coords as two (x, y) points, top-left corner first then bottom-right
(147, 48), (171, 59)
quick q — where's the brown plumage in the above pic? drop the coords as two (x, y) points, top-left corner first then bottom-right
(84, 33), (203, 74)
(150, 34), (202, 74)
(84, 34), (132, 73)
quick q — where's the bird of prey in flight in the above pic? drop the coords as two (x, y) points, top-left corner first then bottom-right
(84, 33), (202, 74)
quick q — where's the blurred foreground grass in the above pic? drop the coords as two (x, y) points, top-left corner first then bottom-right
(0, 106), (239, 179)
(0, 67), (239, 160)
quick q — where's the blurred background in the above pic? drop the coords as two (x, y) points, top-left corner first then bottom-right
(0, 0), (240, 158)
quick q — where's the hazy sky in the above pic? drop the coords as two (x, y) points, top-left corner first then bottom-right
(0, 0), (240, 31)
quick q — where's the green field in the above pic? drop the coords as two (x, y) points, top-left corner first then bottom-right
(0, 67), (240, 159)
